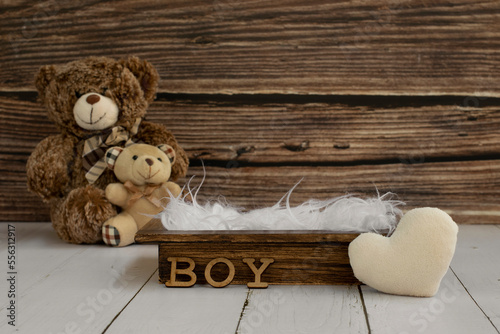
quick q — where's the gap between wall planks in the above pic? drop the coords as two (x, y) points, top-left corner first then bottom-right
(1, 0), (499, 223)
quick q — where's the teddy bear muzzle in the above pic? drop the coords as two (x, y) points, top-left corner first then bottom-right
(73, 92), (119, 131)
(134, 155), (170, 184)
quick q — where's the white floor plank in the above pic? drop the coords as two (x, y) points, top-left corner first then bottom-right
(361, 270), (498, 334)
(236, 285), (368, 334)
(450, 224), (500, 331)
(0, 223), (158, 334)
(1, 223), (88, 297)
(105, 273), (249, 334)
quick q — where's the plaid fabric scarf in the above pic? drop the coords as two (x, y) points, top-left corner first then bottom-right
(82, 118), (141, 184)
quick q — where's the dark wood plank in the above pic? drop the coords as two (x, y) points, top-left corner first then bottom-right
(157, 242), (359, 286)
(155, 95), (500, 163)
(136, 219), (360, 243)
(1, 0), (500, 96)
(2, 93), (500, 168)
(181, 162), (500, 225)
(1, 93), (499, 222)
(0, 183), (51, 221)
(6, 160), (498, 223)
(141, 220), (360, 286)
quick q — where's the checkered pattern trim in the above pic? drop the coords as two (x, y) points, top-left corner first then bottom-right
(103, 225), (120, 246)
(105, 147), (124, 170)
(165, 147), (175, 163)
(157, 144), (176, 164)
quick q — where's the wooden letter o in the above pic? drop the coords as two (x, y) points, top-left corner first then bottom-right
(204, 258), (235, 288)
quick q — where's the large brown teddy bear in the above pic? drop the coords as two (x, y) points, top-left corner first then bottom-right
(26, 56), (189, 244)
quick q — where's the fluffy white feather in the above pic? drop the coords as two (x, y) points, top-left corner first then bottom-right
(159, 174), (404, 233)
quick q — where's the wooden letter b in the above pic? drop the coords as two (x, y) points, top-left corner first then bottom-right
(165, 257), (197, 287)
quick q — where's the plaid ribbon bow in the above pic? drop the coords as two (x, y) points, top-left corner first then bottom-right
(82, 118), (141, 184)
(123, 180), (163, 208)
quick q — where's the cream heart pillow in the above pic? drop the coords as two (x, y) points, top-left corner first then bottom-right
(348, 207), (458, 297)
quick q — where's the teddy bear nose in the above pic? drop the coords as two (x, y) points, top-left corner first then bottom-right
(145, 158), (154, 166)
(86, 94), (100, 105)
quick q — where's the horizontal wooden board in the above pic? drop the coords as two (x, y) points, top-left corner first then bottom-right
(2, 154), (499, 223)
(155, 95), (500, 163)
(1, 92), (499, 222)
(181, 161), (500, 225)
(136, 219), (360, 244)
(2, 93), (500, 168)
(8, 160), (498, 223)
(1, 0), (500, 96)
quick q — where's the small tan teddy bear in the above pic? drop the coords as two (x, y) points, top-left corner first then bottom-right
(102, 143), (182, 247)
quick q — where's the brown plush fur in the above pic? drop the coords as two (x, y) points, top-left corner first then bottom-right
(26, 56), (189, 244)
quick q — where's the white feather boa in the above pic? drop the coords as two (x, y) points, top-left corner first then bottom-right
(158, 175), (403, 233)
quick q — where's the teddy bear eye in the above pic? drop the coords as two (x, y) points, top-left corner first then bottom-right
(157, 157), (162, 162)
(132, 155), (138, 160)
(102, 87), (108, 95)
(75, 91), (83, 99)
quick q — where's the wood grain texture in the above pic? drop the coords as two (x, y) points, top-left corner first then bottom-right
(0, 223), (159, 333)
(136, 220), (360, 285)
(4, 92), (499, 223)
(3, 93), (500, 167)
(157, 241), (358, 286)
(3, 223), (499, 334)
(155, 95), (500, 163)
(136, 219), (360, 244)
(181, 161), (500, 224)
(1, 1), (499, 225)
(450, 225), (500, 330)
(1, 0), (500, 96)
(3, 156), (500, 223)
(237, 286), (368, 334)
(361, 270), (500, 334)
(105, 277), (249, 334)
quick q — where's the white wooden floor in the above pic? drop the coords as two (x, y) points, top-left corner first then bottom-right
(1, 223), (499, 334)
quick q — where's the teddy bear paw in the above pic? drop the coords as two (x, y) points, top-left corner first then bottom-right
(102, 225), (121, 246)
(49, 186), (116, 244)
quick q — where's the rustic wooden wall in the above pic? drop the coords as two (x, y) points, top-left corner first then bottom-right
(1, 0), (499, 223)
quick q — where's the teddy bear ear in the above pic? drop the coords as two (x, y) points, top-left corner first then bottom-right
(119, 56), (160, 103)
(35, 65), (56, 97)
(158, 144), (176, 165)
(105, 147), (124, 170)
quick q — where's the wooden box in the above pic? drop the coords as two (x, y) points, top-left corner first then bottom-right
(136, 219), (360, 288)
